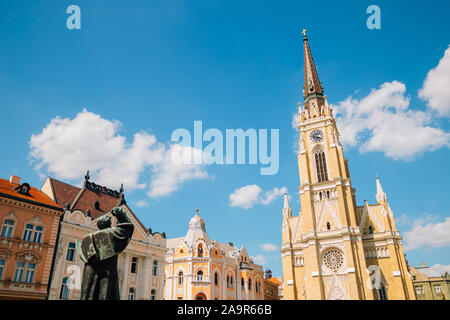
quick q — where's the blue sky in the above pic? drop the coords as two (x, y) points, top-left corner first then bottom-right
(1, 0), (449, 277)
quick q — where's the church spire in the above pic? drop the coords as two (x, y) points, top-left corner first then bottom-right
(376, 175), (387, 203)
(283, 193), (292, 217)
(302, 29), (324, 100)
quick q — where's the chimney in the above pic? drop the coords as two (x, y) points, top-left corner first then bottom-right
(9, 175), (21, 185)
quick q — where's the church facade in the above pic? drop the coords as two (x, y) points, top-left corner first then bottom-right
(281, 31), (416, 300)
(164, 209), (264, 300)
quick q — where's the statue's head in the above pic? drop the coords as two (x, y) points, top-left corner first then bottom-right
(97, 215), (112, 230)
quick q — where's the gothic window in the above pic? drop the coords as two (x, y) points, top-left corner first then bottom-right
(152, 260), (158, 276)
(196, 270), (203, 281)
(23, 224), (34, 241)
(227, 275), (230, 288)
(198, 244), (203, 257)
(241, 278), (245, 290)
(323, 249), (344, 272)
(1, 219), (14, 238)
(128, 288), (135, 300)
(150, 289), (157, 300)
(314, 150), (329, 182)
(131, 257), (138, 274)
(369, 226), (374, 234)
(327, 191), (330, 199)
(0, 259), (4, 280)
(248, 278), (252, 291)
(178, 271), (184, 285)
(60, 277), (70, 300)
(378, 285), (388, 300)
(230, 275), (234, 288)
(66, 242), (76, 261)
(327, 222), (331, 230)
(25, 263), (35, 283)
(14, 262), (25, 282)
(214, 272), (219, 286)
(319, 192), (322, 200)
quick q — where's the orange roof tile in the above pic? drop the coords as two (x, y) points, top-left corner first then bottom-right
(268, 277), (282, 285)
(0, 178), (62, 210)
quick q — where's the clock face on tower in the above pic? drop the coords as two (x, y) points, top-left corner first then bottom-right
(310, 130), (324, 143)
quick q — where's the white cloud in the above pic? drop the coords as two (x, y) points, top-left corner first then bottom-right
(135, 200), (149, 208)
(251, 254), (267, 265)
(419, 45), (450, 117)
(229, 185), (287, 209)
(403, 216), (450, 251)
(260, 243), (278, 252)
(332, 81), (450, 160)
(30, 109), (208, 198)
(429, 264), (450, 276)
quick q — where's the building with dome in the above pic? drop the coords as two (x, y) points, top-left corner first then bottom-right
(164, 209), (264, 300)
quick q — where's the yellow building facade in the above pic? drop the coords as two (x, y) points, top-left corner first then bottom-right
(164, 209), (264, 300)
(410, 263), (450, 300)
(281, 31), (415, 300)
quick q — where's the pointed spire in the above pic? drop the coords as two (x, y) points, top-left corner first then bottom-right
(302, 29), (324, 100)
(284, 193), (290, 209)
(376, 175), (387, 203)
(283, 193), (292, 217)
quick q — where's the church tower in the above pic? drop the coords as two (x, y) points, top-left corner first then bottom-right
(281, 30), (415, 300)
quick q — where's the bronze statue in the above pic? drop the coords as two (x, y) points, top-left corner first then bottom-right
(77, 207), (134, 300)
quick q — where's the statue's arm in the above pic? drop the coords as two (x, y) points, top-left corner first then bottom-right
(109, 207), (134, 249)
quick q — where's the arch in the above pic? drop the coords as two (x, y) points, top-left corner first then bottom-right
(177, 271), (184, 285)
(314, 147), (329, 183)
(195, 292), (207, 300)
(150, 289), (157, 300)
(128, 287), (136, 300)
(196, 269), (204, 281)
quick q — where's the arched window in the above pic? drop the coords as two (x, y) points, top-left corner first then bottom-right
(152, 260), (158, 276)
(378, 285), (387, 300)
(327, 222), (331, 230)
(315, 150), (328, 182)
(197, 270), (203, 281)
(369, 226), (374, 234)
(1, 219), (15, 238)
(248, 278), (252, 291)
(150, 289), (157, 300)
(230, 275), (234, 288)
(241, 278), (245, 290)
(214, 272), (219, 286)
(226, 275), (230, 288)
(59, 277), (70, 300)
(178, 271), (184, 285)
(198, 244), (203, 257)
(128, 288), (135, 300)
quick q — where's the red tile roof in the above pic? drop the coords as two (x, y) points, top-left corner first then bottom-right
(267, 277), (282, 285)
(0, 178), (62, 210)
(49, 178), (80, 208)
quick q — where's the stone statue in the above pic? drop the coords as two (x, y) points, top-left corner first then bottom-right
(77, 207), (134, 300)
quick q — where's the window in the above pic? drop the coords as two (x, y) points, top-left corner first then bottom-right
(1, 219), (14, 238)
(248, 278), (252, 291)
(66, 242), (76, 261)
(197, 270), (203, 281)
(315, 150), (328, 182)
(435, 285), (442, 294)
(214, 272), (219, 286)
(378, 284), (387, 300)
(241, 278), (245, 290)
(60, 278), (70, 300)
(327, 222), (331, 230)
(198, 244), (203, 257)
(0, 259), (4, 279)
(14, 262), (25, 282)
(152, 260), (158, 276)
(178, 271), (184, 285)
(378, 285), (388, 300)
(33, 226), (43, 243)
(369, 226), (374, 234)
(230, 276), (234, 288)
(415, 286), (424, 295)
(25, 263), (36, 283)
(23, 224), (34, 242)
(150, 289), (157, 300)
(131, 257), (138, 274)
(128, 288), (135, 300)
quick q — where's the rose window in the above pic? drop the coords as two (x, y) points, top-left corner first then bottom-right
(323, 250), (344, 272)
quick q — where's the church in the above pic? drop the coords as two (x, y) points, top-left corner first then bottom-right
(281, 30), (416, 300)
